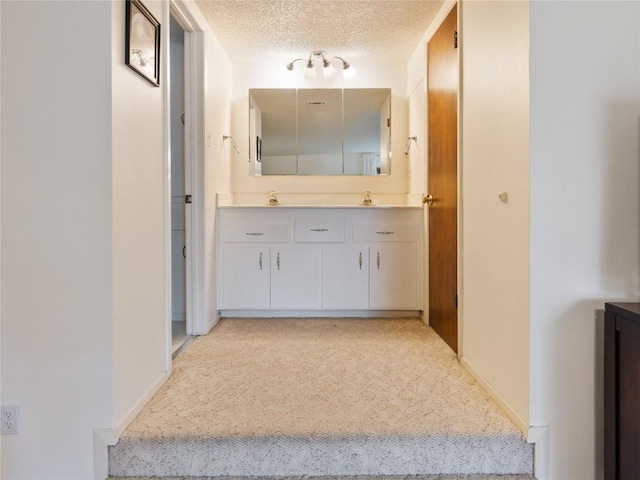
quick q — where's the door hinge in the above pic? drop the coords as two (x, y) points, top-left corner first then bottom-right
(454, 31), (458, 49)
(454, 293), (458, 309)
(185, 194), (192, 204)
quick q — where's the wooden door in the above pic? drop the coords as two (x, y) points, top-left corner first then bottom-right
(427, 4), (458, 353)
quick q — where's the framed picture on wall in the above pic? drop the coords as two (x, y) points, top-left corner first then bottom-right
(125, 0), (161, 86)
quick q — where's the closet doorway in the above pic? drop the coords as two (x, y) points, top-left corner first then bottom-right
(427, 4), (458, 353)
(170, 14), (191, 357)
(165, 1), (207, 369)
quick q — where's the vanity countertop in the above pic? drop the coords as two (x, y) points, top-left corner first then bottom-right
(217, 205), (423, 210)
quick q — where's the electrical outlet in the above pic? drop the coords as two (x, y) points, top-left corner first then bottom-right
(1, 405), (19, 434)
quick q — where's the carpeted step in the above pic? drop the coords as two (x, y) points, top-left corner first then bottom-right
(109, 433), (533, 476)
(108, 319), (534, 477)
(110, 476), (536, 480)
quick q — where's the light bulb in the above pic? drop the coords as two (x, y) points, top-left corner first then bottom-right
(343, 65), (357, 80)
(304, 64), (317, 79)
(323, 63), (336, 78)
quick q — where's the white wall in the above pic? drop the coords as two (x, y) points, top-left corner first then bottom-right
(229, 57), (409, 201)
(529, 1), (640, 478)
(0, 2), (114, 478)
(407, 81), (426, 195)
(408, 1), (640, 478)
(459, 0), (531, 428)
(1, 0), (183, 476)
(111, 0), (167, 429)
(203, 24), (233, 328)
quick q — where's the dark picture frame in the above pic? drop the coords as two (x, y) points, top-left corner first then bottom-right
(125, 0), (161, 86)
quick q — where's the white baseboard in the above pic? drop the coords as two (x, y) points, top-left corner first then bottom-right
(527, 425), (549, 480)
(208, 310), (221, 332)
(114, 372), (169, 440)
(93, 372), (169, 479)
(459, 356), (528, 434)
(460, 357), (548, 479)
(114, 372), (170, 440)
(93, 429), (110, 480)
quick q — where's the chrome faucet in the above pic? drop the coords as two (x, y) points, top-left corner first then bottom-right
(268, 191), (279, 205)
(362, 191), (373, 206)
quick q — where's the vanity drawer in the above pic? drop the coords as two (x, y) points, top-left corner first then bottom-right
(222, 224), (288, 243)
(295, 217), (345, 243)
(353, 224), (418, 242)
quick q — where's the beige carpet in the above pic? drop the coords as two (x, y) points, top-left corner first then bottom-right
(109, 318), (533, 477)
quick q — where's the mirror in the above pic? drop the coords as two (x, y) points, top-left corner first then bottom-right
(249, 88), (391, 176)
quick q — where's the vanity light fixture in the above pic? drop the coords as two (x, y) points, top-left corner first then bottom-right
(286, 51), (356, 80)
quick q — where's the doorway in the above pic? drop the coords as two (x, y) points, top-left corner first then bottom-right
(170, 14), (191, 357)
(427, 4), (459, 353)
(164, 1), (207, 369)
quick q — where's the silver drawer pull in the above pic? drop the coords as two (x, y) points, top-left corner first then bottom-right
(376, 231), (395, 235)
(377, 252), (380, 270)
(259, 252), (263, 270)
(359, 252), (363, 270)
(245, 232), (264, 236)
(310, 228), (329, 232)
(277, 252), (280, 270)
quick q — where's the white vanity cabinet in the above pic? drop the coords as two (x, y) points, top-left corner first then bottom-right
(219, 245), (270, 309)
(217, 206), (423, 313)
(322, 247), (369, 309)
(353, 223), (420, 309)
(271, 246), (321, 309)
(369, 245), (418, 309)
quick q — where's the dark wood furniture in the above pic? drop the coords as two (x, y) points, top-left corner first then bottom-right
(605, 302), (640, 480)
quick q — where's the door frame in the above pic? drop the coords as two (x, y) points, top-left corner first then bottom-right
(455, 2), (463, 357)
(164, 0), (206, 372)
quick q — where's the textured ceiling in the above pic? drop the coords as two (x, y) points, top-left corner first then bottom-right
(194, 1), (444, 62)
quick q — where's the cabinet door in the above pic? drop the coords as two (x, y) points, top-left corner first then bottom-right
(370, 244), (418, 309)
(322, 247), (369, 309)
(271, 246), (321, 309)
(219, 245), (270, 309)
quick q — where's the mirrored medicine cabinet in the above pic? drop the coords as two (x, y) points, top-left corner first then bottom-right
(249, 88), (391, 176)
